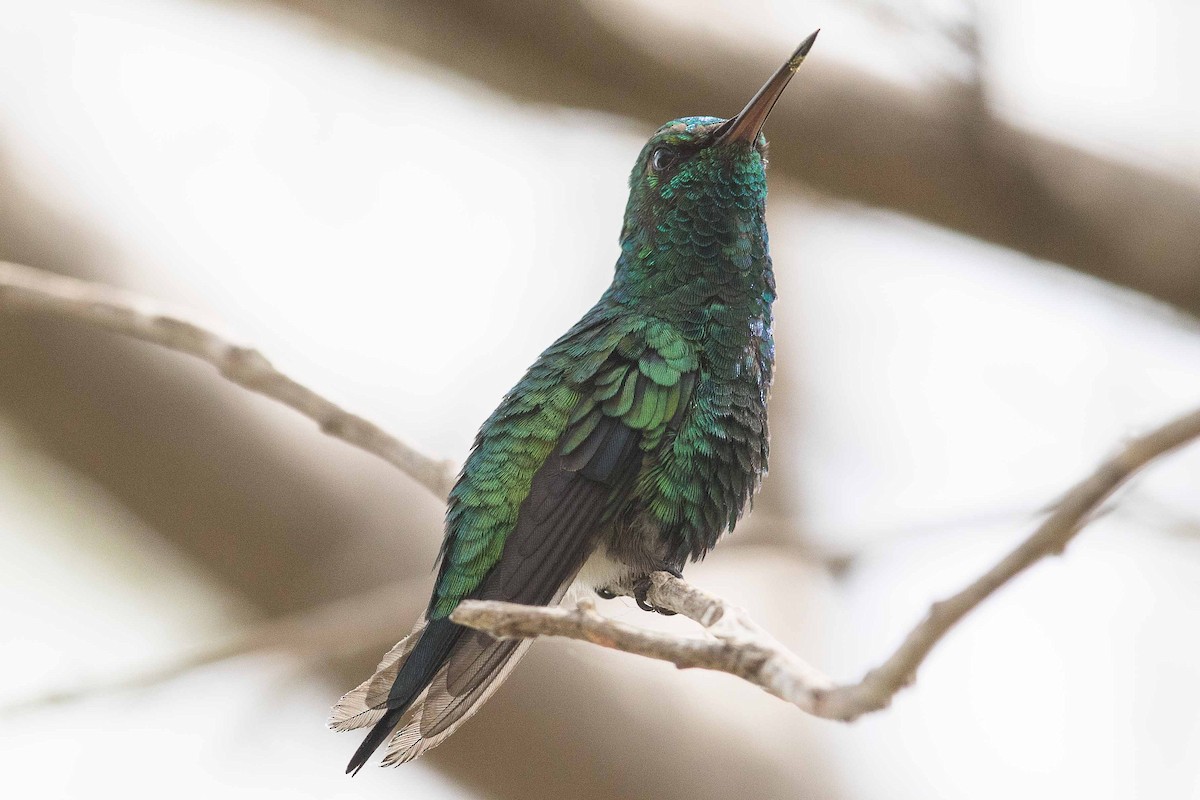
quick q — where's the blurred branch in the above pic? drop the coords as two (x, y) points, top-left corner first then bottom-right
(729, 504), (1041, 572)
(1, 578), (426, 717)
(255, 0), (1200, 319)
(455, 405), (1200, 720)
(6, 260), (1200, 732)
(0, 261), (456, 500)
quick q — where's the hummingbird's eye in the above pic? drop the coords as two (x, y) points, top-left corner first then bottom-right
(650, 146), (677, 172)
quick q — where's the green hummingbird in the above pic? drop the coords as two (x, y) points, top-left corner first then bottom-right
(331, 30), (819, 772)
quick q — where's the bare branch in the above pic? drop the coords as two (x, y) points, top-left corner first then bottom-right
(453, 581), (836, 713)
(0, 261), (456, 500)
(455, 405), (1200, 720)
(7, 259), (1200, 729)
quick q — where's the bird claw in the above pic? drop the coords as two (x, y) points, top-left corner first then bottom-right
(633, 572), (679, 616)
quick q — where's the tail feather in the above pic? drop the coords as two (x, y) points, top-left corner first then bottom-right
(332, 617), (462, 773)
(381, 637), (534, 766)
(377, 576), (576, 766)
(332, 587), (575, 771)
(345, 707), (404, 775)
(328, 618), (428, 733)
(333, 532), (591, 771)
(333, 623), (533, 770)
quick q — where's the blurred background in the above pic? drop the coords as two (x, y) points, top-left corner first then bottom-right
(1, 0), (1199, 797)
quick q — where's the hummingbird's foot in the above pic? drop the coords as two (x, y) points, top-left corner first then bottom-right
(595, 586), (618, 600)
(632, 568), (682, 616)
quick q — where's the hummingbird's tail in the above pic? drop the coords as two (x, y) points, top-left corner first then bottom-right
(329, 611), (537, 771)
(329, 617), (430, 736)
(330, 426), (628, 770)
(330, 614), (446, 773)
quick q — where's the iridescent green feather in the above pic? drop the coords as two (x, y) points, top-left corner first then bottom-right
(611, 117), (776, 565)
(434, 115), (775, 617)
(433, 311), (704, 618)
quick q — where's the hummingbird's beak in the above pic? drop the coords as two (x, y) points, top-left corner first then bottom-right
(714, 29), (819, 146)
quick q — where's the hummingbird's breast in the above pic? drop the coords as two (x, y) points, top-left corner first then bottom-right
(603, 288), (774, 571)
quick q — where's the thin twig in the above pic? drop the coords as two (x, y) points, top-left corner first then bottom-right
(0, 261), (457, 499)
(455, 406), (1200, 720)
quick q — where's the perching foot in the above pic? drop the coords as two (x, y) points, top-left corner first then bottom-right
(632, 567), (683, 615)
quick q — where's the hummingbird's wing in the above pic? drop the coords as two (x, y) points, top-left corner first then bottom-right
(331, 313), (698, 768)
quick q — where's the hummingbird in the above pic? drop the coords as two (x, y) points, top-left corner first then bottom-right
(331, 30), (819, 772)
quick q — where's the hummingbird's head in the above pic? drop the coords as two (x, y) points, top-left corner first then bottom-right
(630, 114), (769, 214)
(613, 31), (818, 310)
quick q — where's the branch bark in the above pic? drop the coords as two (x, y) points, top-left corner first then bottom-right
(455, 405), (1200, 720)
(0, 261), (456, 500)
